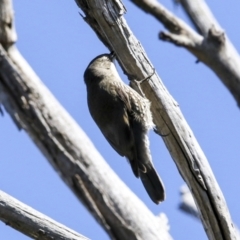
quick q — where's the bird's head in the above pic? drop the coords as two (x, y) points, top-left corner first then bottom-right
(84, 52), (117, 84)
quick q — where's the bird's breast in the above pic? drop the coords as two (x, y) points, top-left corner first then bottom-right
(87, 80), (123, 127)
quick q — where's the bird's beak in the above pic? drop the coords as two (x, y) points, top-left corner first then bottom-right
(110, 51), (116, 61)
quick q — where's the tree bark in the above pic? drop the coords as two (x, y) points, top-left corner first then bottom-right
(0, 190), (89, 240)
(130, 0), (240, 107)
(179, 185), (240, 239)
(74, 0), (237, 239)
(0, 1), (172, 240)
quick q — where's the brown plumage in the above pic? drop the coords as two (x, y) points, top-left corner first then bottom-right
(84, 53), (165, 204)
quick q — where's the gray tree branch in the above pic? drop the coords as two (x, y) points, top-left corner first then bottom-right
(0, 190), (89, 240)
(179, 185), (240, 239)
(0, 0), (172, 240)
(74, 0), (237, 239)
(130, 0), (240, 107)
(178, 0), (221, 36)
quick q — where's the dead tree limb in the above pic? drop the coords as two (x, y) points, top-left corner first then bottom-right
(179, 185), (240, 238)
(74, 0), (237, 239)
(130, 0), (240, 107)
(0, 190), (89, 240)
(0, 1), (172, 239)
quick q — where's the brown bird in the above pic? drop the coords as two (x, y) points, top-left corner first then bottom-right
(84, 53), (165, 204)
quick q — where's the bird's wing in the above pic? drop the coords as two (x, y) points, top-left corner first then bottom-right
(96, 82), (140, 176)
(103, 129), (125, 157)
(97, 83), (133, 157)
(113, 82), (132, 112)
(115, 82), (149, 127)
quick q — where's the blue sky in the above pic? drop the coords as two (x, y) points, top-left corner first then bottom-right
(1, 0), (240, 239)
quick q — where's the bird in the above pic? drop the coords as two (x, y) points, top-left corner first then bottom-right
(83, 52), (165, 204)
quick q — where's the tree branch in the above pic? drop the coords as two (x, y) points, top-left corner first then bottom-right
(178, 0), (221, 36)
(0, 36), (172, 240)
(131, 0), (240, 107)
(0, 190), (89, 240)
(179, 185), (240, 239)
(0, 1), (172, 240)
(75, 0), (237, 239)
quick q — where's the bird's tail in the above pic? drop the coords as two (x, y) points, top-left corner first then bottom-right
(133, 122), (165, 204)
(139, 164), (165, 204)
(130, 120), (166, 204)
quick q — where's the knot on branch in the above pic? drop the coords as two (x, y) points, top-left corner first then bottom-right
(206, 26), (225, 48)
(159, 31), (193, 48)
(112, 0), (127, 16)
(102, 0), (126, 26)
(0, 0), (17, 49)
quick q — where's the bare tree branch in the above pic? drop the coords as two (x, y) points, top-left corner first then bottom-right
(0, 1), (172, 240)
(0, 45), (172, 240)
(178, 0), (221, 36)
(130, 0), (240, 107)
(0, 190), (89, 240)
(75, 0), (237, 239)
(179, 185), (240, 239)
(0, 0), (238, 239)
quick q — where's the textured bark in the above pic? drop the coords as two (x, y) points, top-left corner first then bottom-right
(74, 0), (237, 239)
(179, 185), (240, 238)
(0, 1), (172, 240)
(179, 0), (240, 107)
(130, 0), (240, 107)
(0, 191), (89, 240)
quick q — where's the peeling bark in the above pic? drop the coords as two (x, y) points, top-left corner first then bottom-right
(74, 0), (237, 239)
(0, 1), (172, 239)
